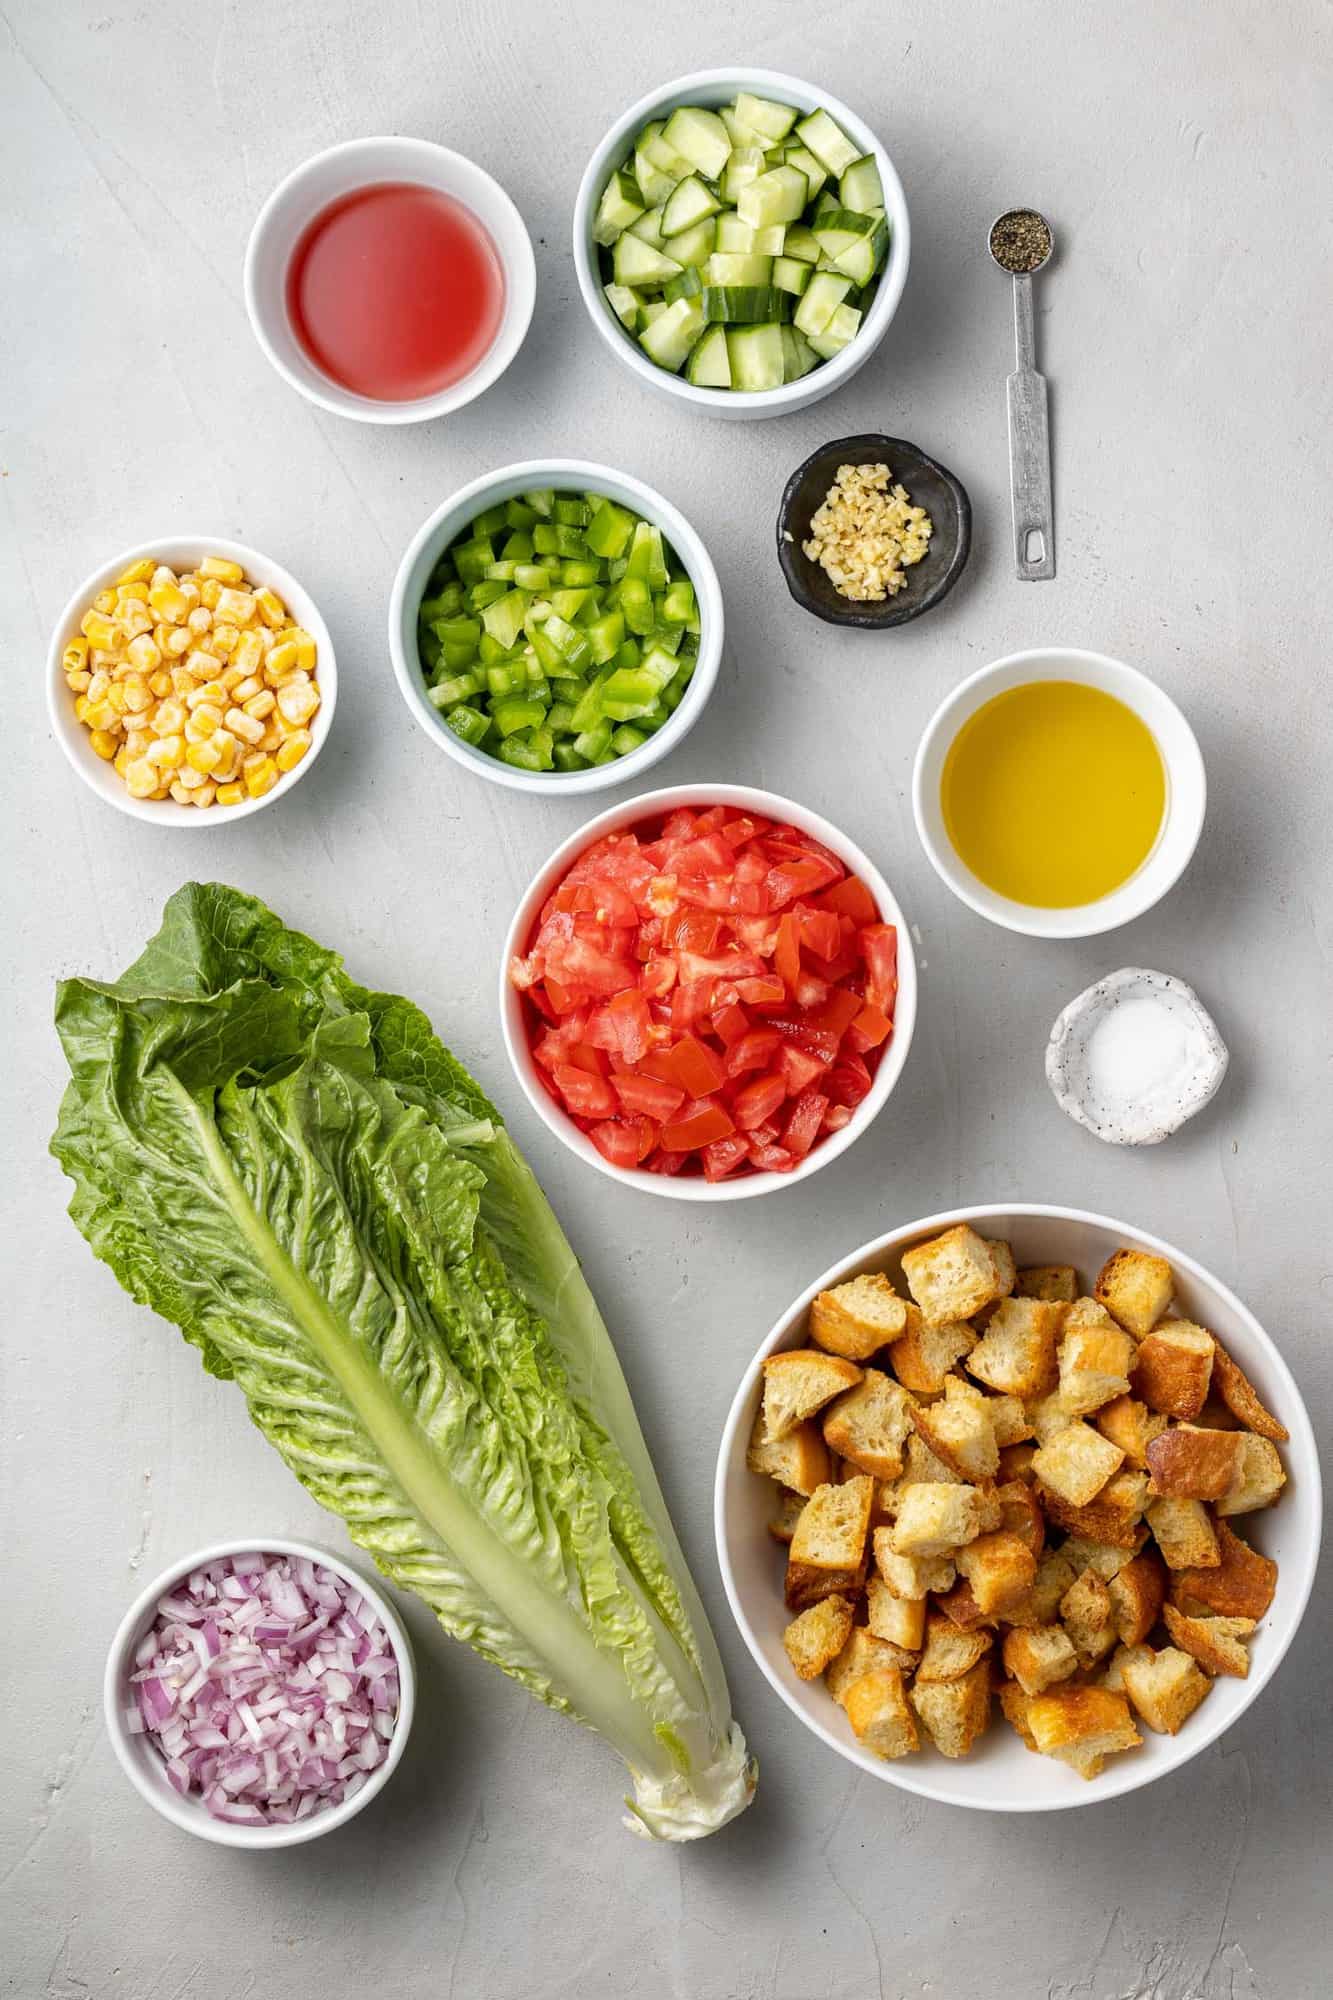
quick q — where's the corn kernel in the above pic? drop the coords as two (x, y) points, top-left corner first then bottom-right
(74, 696), (92, 724)
(87, 669), (112, 703)
(191, 782), (217, 808)
(123, 676), (152, 713)
(81, 612), (117, 649)
(275, 729), (311, 772)
(178, 579), (200, 611)
(265, 639), (300, 680)
(116, 581), (150, 605)
(184, 682), (224, 711)
(242, 750), (268, 774)
(89, 729), (118, 760)
(174, 762), (207, 789)
(245, 757), (279, 798)
(114, 748), (130, 777)
(225, 705), (265, 745)
(118, 599), (153, 640)
(147, 735), (184, 767)
(220, 665), (246, 691)
(105, 683), (129, 715)
(216, 781), (245, 806)
(66, 670), (92, 693)
(243, 689), (276, 721)
(149, 580), (190, 624)
(231, 630), (263, 677)
(186, 606), (213, 636)
(125, 758), (158, 798)
(277, 677), (319, 726)
(254, 586), (286, 627)
(117, 558), (155, 586)
(169, 782), (194, 804)
(148, 669), (172, 698)
(232, 675), (262, 704)
(215, 586), (256, 626)
(151, 565), (178, 587)
(152, 700), (186, 735)
(255, 624), (275, 654)
(186, 706), (223, 742)
(199, 555), (245, 584)
(94, 588), (117, 616)
(86, 701), (119, 731)
(259, 721), (283, 751)
(210, 623), (237, 657)
(125, 729), (151, 760)
(63, 639), (90, 674)
(186, 738), (223, 774)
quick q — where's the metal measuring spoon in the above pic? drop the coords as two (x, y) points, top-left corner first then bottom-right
(989, 208), (1055, 580)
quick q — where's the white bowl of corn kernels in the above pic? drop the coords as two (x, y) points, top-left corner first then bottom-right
(46, 537), (336, 825)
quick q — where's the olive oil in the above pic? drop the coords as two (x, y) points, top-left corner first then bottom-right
(940, 681), (1166, 907)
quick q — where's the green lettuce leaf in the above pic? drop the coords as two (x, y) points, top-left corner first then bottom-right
(52, 884), (754, 1838)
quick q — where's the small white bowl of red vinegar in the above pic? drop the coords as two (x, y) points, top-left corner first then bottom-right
(244, 137), (536, 424)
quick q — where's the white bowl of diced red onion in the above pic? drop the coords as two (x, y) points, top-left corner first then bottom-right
(104, 1539), (416, 1847)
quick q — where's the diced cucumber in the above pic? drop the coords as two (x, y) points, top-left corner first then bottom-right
(726, 322), (785, 392)
(639, 298), (669, 327)
(632, 124), (679, 205)
(641, 124), (695, 180)
(638, 294), (704, 371)
(593, 167), (645, 245)
(793, 269), (853, 335)
(722, 145), (767, 203)
(807, 301), (862, 359)
(603, 281), (639, 327)
(732, 91), (800, 143)
(783, 144), (828, 201)
(715, 213), (755, 253)
(780, 324), (819, 381)
(667, 216), (717, 269)
(751, 223), (787, 255)
(737, 163), (808, 229)
(772, 255), (812, 295)
(664, 265), (703, 303)
(839, 153), (884, 213)
(782, 223), (821, 264)
(720, 105), (756, 148)
(830, 220), (888, 287)
(701, 285), (785, 324)
(685, 323), (731, 387)
(812, 207), (880, 255)
(613, 232), (683, 287)
(661, 104), (732, 181)
(661, 173), (722, 237)
(706, 250), (773, 286)
(627, 203), (668, 249)
(793, 108), (861, 177)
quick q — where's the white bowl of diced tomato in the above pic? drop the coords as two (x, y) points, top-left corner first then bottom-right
(500, 784), (916, 1198)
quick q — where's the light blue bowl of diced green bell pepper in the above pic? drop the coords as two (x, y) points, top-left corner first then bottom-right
(389, 460), (723, 793)
(573, 69), (910, 419)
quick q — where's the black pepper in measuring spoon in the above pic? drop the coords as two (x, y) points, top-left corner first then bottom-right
(989, 208), (1053, 275)
(989, 207), (1056, 578)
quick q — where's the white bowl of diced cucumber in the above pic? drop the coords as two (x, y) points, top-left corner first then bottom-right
(574, 70), (909, 416)
(388, 460), (723, 793)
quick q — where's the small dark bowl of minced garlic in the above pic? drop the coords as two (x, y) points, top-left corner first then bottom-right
(777, 434), (972, 629)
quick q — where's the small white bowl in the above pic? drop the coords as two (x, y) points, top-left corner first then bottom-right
(47, 536), (336, 827)
(389, 460), (723, 796)
(499, 782), (918, 1199)
(244, 137), (535, 424)
(911, 647), (1206, 938)
(715, 1204), (1321, 1812)
(104, 1537), (416, 1848)
(573, 69), (910, 421)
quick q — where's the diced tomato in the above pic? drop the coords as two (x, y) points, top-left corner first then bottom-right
(629, 1114), (658, 1162)
(588, 1119), (642, 1169)
(766, 853), (844, 906)
(861, 923), (899, 1011)
(827, 1053), (873, 1107)
(735, 974), (785, 1006)
(719, 814), (769, 848)
(793, 970), (830, 1011)
(847, 1000), (893, 1052)
(554, 1066), (618, 1119)
(543, 977), (580, 1015)
(661, 907), (720, 952)
(677, 949), (763, 986)
(747, 1138), (795, 1172)
(604, 987), (652, 1062)
(543, 934), (638, 999)
(612, 1072), (685, 1121)
(702, 1133), (751, 1180)
(668, 979), (713, 1033)
(659, 807), (697, 841)
(783, 1088), (830, 1159)
(640, 955), (677, 999)
(797, 906), (841, 961)
(805, 986), (862, 1038)
(724, 1029), (782, 1079)
(671, 832), (732, 877)
(644, 1033), (727, 1098)
(572, 879), (638, 927)
(814, 873), (879, 924)
(780, 1045), (828, 1096)
(823, 1102), (853, 1132)
(567, 1042), (610, 1077)
(732, 1071), (787, 1132)
(661, 1102), (735, 1151)
(712, 1001), (751, 1049)
(774, 911), (801, 990)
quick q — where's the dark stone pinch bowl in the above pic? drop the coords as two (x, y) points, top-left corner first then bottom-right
(776, 433), (972, 629)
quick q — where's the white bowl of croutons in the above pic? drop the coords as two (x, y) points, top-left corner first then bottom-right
(715, 1205), (1320, 1811)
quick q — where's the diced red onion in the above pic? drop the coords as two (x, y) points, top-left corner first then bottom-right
(129, 1552), (400, 1827)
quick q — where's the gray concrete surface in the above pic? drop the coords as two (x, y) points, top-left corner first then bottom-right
(3, 2), (1330, 1995)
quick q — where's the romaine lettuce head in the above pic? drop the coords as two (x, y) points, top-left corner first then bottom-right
(52, 883), (754, 1839)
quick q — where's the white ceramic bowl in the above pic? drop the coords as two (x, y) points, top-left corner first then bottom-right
(911, 647), (1206, 938)
(573, 69), (910, 420)
(104, 1537), (416, 1848)
(244, 136), (535, 424)
(389, 460), (723, 796)
(47, 536), (336, 827)
(715, 1204), (1320, 1812)
(499, 782), (918, 1199)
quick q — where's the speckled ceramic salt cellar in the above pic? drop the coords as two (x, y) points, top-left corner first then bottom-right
(1046, 968), (1228, 1145)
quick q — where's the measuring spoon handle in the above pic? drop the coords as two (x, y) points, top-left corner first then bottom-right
(1008, 273), (1055, 579)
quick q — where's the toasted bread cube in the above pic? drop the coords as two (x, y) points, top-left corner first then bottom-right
(916, 1611), (993, 1682)
(984, 1238), (1017, 1297)
(902, 1225), (1006, 1325)
(1209, 1340), (1289, 1442)
(910, 1659), (992, 1757)
(1002, 1623), (1080, 1696)
(783, 1594), (856, 1679)
(910, 1377), (1000, 1482)
(762, 1348), (863, 1441)
(1147, 1494), (1220, 1570)
(1120, 1645), (1211, 1733)
(1146, 1424), (1243, 1500)
(1161, 1604), (1256, 1678)
(1133, 1321), (1214, 1419)
(1095, 1394), (1167, 1468)
(747, 1411), (831, 1496)
(998, 1440), (1039, 1483)
(1040, 1470), (1150, 1549)
(1058, 1535), (1141, 1582)
(995, 1479), (1045, 1555)
(984, 1394), (1035, 1447)
(932, 1578), (993, 1630)
(1032, 1421), (1124, 1507)
(823, 1368), (916, 1479)
(767, 1488), (807, 1544)
(1064, 1295), (1121, 1334)
(825, 1626), (909, 1708)
(880, 1431), (968, 1520)
(1214, 1433), (1287, 1517)
(1100, 1641), (1150, 1692)
(1027, 1686), (1141, 1774)
(999, 1679), (1040, 1749)
(872, 1529), (956, 1600)
(1016, 1264), (1079, 1303)
(1095, 1248), (1175, 1337)
(844, 1668), (919, 1759)
(886, 1311), (976, 1394)
(967, 1298), (1066, 1400)
(956, 1530), (1036, 1617)
(785, 1477), (874, 1608)
(810, 1271), (909, 1360)
(1107, 1550), (1167, 1646)
(1060, 1569), (1118, 1666)
(865, 1576), (927, 1653)
(1172, 1520), (1277, 1619)
(1026, 1389), (1078, 1444)
(1058, 1320), (1136, 1415)
(1005, 1549), (1079, 1629)
(891, 1482), (982, 1558)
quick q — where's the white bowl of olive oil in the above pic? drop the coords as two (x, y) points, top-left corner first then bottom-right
(911, 647), (1206, 939)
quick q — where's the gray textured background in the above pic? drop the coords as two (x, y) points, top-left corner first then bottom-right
(3, 3), (1330, 1996)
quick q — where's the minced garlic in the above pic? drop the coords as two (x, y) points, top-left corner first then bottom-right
(802, 462), (933, 603)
